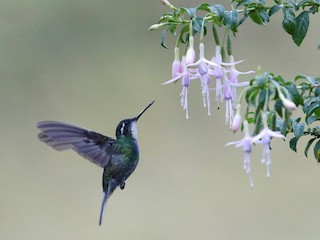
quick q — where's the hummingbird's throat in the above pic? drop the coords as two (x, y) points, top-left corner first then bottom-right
(130, 122), (138, 140)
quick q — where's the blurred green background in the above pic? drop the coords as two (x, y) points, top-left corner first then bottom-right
(1, 0), (320, 239)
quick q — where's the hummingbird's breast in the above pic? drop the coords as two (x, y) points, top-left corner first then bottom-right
(103, 137), (139, 189)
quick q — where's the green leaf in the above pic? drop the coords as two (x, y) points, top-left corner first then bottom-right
(292, 11), (309, 46)
(313, 140), (320, 162)
(306, 115), (320, 125)
(249, 10), (269, 25)
(255, 74), (267, 88)
(268, 111), (277, 131)
(258, 89), (267, 109)
(246, 86), (260, 105)
(285, 108), (293, 130)
(293, 121), (305, 138)
(269, 5), (283, 16)
(303, 97), (319, 110)
(160, 26), (170, 48)
(253, 111), (262, 136)
(180, 7), (197, 18)
(233, 0), (254, 8)
(208, 4), (225, 18)
(275, 100), (283, 118)
(282, 8), (296, 35)
(305, 137), (317, 157)
(305, 100), (320, 116)
(192, 18), (202, 33)
(294, 74), (315, 85)
(276, 118), (287, 136)
(223, 10), (238, 32)
(289, 137), (298, 152)
(197, 3), (210, 11)
(285, 83), (304, 105)
(298, 0), (311, 8)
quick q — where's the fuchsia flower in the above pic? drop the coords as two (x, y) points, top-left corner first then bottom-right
(225, 120), (255, 186)
(227, 55), (253, 109)
(252, 113), (285, 177)
(187, 43), (218, 116)
(163, 55), (195, 119)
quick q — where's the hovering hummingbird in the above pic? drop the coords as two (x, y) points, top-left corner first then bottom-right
(37, 101), (155, 225)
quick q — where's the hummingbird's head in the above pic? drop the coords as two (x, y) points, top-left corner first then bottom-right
(115, 101), (155, 140)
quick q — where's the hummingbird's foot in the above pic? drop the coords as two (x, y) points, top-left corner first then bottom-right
(120, 182), (126, 190)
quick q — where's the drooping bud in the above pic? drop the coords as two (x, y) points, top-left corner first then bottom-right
(231, 104), (242, 133)
(278, 89), (297, 111)
(161, 0), (171, 7)
(281, 98), (297, 110)
(148, 23), (167, 31)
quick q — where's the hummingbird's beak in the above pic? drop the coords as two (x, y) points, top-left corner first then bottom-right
(134, 100), (155, 121)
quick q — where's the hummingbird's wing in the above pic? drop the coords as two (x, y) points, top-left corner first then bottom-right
(37, 121), (116, 168)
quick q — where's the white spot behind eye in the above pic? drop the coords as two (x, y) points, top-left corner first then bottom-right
(120, 123), (125, 135)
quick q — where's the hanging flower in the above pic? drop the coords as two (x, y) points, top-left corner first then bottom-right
(225, 120), (255, 186)
(252, 113), (285, 177)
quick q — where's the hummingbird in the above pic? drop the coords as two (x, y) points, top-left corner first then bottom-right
(37, 101), (154, 225)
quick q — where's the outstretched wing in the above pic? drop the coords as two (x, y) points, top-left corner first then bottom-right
(37, 121), (116, 168)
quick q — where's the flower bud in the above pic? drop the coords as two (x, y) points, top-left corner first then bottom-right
(231, 113), (242, 133)
(278, 92), (297, 110)
(281, 98), (297, 110)
(148, 23), (167, 31)
(161, 0), (171, 6)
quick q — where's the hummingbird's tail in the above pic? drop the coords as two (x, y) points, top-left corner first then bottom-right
(99, 192), (108, 226)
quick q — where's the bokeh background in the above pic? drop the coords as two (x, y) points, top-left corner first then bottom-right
(1, 0), (320, 239)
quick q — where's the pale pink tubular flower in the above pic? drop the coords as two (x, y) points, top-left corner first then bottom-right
(223, 76), (234, 127)
(187, 42), (218, 116)
(210, 46), (224, 103)
(163, 56), (195, 119)
(225, 120), (255, 186)
(172, 47), (183, 78)
(252, 113), (285, 177)
(227, 55), (254, 109)
(186, 36), (196, 65)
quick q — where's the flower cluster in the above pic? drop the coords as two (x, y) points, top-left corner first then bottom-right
(226, 114), (286, 187)
(163, 37), (253, 124)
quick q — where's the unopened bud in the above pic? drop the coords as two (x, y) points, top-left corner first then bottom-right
(278, 92), (297, 110)
(281, 98), (297, 110)
(231, 113), (242, 133)
(148, 23), (167, 31)
(161, 0), (171, 6)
